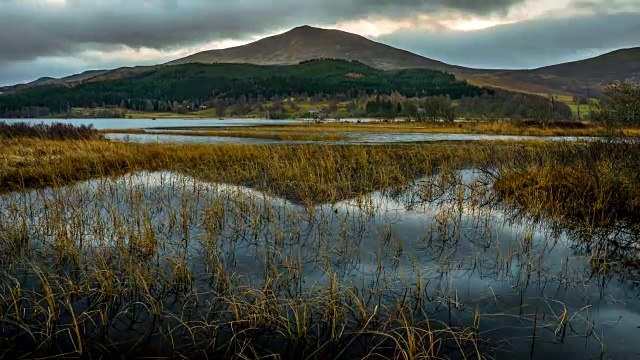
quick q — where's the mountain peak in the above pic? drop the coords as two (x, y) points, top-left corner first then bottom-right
(282, 25), (329, 38)
(291, 25), (316, 31)
(167, 25), (454, 72)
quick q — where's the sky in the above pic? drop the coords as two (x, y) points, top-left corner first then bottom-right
(0, 0), (638, 85)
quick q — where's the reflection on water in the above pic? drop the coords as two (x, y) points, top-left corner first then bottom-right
(0, 118), (299, 130)
(0, 118), (593, 145)
(106, 132), (588, 145)
(1, 170), (639, 358)
(106, 132), (280, 144)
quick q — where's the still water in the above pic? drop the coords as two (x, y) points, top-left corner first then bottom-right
(1, 118), (591, 144)
(105, 132), (586, 145)
(1, 170), (638, 358)
(0, 118), (299, 129)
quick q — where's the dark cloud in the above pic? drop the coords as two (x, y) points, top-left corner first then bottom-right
(378, 12), (640, 69)
(0, 0), (639, 85)
(573, 0), (640, 13)
(0, 0), (524, 64)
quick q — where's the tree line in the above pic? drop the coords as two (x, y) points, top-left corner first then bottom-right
(0, 59), (484, 117)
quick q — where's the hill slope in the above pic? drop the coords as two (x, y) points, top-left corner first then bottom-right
(0, 59), (486, 117)
(0, 70), (109, 95)
(466, 48), (640, 96)
(533, 47), (640, 81)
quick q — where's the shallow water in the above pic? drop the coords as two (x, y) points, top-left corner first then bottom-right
(106, 131), (588, 145)
(0, 117), (299, 129)
(1, 170), (639, 358)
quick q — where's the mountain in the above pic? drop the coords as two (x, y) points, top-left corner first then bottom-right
(28, 70), (110, 86)
(167, 25), (465, 74)
(0, 70), (109, 95)
(465, 48), (640, 96)
(169, 26), (639, 97)
(534, 48), (640, 81)
(2, 26), (637, 98)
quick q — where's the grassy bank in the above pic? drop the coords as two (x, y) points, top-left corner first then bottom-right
(191, 121), (640, 137)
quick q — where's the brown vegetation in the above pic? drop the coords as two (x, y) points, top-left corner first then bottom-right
(1, 129), (638, 358)
(0, 138), (505, 205)
(494, 141), (640, 226)
(210, 121), (640, 137)
(345, 72), (365, 79)
(0, 121), (104, 140)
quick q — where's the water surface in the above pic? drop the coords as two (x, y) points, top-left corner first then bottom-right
(1, 170), (638, 358)
(106, 131), (588, 145)
(0, 118), (299, 130)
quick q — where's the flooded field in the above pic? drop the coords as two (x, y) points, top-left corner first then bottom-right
(1, 167), (639, 358)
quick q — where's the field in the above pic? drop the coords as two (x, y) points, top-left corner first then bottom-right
(1, 123), (640, 359)
(567, 103), (591, 119)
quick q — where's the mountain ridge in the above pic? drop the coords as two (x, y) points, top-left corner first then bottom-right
(1, 25), (638, 97)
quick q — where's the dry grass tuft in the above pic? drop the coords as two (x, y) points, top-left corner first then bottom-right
(493, 140), (640, 225)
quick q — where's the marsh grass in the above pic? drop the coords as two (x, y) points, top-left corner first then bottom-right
(205, 121), (640, 137)
(0, 130), (638, 359)
(0, 166), (499, 359)
(0, 121), (103, 140)
(0, 139), (505, 204)
(493, 140), (640, 226)
(490, 139), (640, 277)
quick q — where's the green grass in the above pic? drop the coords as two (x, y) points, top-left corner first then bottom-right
(567, 104), (591, 119)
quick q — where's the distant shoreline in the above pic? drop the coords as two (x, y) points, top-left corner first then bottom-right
(3, 116), (388, 122)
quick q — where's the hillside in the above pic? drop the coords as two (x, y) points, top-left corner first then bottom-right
(534, 48), (640, 80)
(465, 48), (640, 96)
(0, 59), (486, 117)
(0, 70), (110, 95)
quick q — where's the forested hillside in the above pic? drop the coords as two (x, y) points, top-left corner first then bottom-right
(0, 60), (485, 117)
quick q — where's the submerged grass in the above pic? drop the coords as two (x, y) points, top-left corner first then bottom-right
(493, 140), (640, 226)
(1, 128), (639, 359)
(0, 138), (505, 358)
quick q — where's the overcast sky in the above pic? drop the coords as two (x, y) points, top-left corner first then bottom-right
(0, 0), (638, 85)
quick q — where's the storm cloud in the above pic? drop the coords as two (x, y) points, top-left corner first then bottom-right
(0, 0), (526, 63)
(379, 12), (640, 69)
(0, 0), (638, 85)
